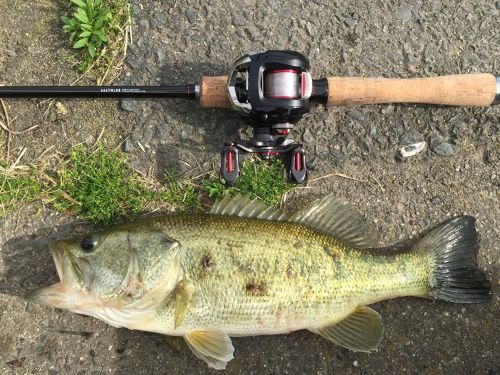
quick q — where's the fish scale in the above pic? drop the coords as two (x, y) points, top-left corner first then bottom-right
(145, 214), (431, 336)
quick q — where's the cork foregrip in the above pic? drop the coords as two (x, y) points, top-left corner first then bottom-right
(200, 76), (231, 108)
(327, 74), (496, 107)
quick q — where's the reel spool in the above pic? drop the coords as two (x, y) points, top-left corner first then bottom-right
(264, 69), (307, 100)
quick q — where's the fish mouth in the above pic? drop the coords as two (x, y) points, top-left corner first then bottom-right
(25, 241), (85, 308)
(49, 241), (66, 284)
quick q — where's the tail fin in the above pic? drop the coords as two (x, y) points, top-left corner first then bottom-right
(418, 216), (492, 303)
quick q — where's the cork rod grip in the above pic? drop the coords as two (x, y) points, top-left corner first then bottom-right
(327, 74), (496, 107)
(200, 76), (231, 108)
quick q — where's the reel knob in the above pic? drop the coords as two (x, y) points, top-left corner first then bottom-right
(288, 147), (307, 184)
(221, 144), (240, 186)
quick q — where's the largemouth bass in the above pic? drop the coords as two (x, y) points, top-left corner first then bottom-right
(28, 194), (492, 369)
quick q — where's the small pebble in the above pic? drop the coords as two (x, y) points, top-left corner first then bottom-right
(431, 196), (442, 205)
(302, 128), (315, 143)
(54, 102), (68, 116)
(397, 8), (411, 21)
(390, 51), (403, 63)
(330, 150), (344, 164)
(186, 11), (197, 23)
(84, 134), (95, 145)
(346, 110), (368, 123)
(400, 130), (423, 145)
(396, 8), (411, 21)
(232, 15), (245, 26)
(307, 157), (318, 170)
(156, 49), (165, 63)
(122, 138), (134, 153)
(141, 126), (153, 145)
(400, 141), (426, 158)
(344, 140), (356, 154)
(244, 27), (260, 41)
(344, 18), (356, 28)
(430, 138), (457, 156)
(156, 122), (168, 138)
(120, 99), (141, 113)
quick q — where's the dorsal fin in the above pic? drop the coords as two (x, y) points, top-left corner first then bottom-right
(289, 195), (379, 249)
(210, 194), (287, 221)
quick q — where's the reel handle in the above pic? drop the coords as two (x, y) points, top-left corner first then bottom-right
(327, 73), (497, 107)
(200, 76), (231, 108)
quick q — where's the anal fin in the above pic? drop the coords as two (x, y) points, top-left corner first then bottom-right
(310, 306), (384, 352)
(184, 330), (234, 370)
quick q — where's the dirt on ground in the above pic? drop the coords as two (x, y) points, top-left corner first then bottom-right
(0, 0), (499, 374)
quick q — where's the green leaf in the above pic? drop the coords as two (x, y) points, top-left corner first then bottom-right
(95, 16), (104, 29)
(90, 34), (101, 44)
(70, 31), (77, 43)
(73, 38), (88, 49)
(74, 9), (89, 23)
(61, 16), (71, 24)
(70, 0), (86, 8)
(80, 23), (92, 30)
(88, 43), (96, 58)
(79, 30), (92, 38)
(94, 30), (108, 42)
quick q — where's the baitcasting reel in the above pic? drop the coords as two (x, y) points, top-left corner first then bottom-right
(221, 50), (328, 185)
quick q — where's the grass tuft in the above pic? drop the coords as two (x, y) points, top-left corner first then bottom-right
(52, 146), (201, 224)
(53, 145), (148, 224)
(202, 158), (294, 206)
(156, 170), (201, 211)
(0, 163), (41, 217)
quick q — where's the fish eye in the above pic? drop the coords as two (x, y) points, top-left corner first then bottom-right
(80, 237), (97, 253)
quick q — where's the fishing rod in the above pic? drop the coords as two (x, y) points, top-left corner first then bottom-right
(1, 50), (499, 185)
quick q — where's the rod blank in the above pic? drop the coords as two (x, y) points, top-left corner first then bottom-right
(0, 85), (199, 99)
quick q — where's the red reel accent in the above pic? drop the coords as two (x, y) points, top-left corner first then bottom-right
(294, 151), (303, 171)
(227, 150), (234, 172)
(273, 128), (290, 136)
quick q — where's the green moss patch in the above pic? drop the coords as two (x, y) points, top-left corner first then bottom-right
(202, 158), (294, 206)
(0, 164), (42, 217)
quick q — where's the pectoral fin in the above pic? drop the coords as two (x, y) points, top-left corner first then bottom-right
(310, 306), (383, 352)
(174, 279), (196, 328)
(184, 331), (234, 370)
